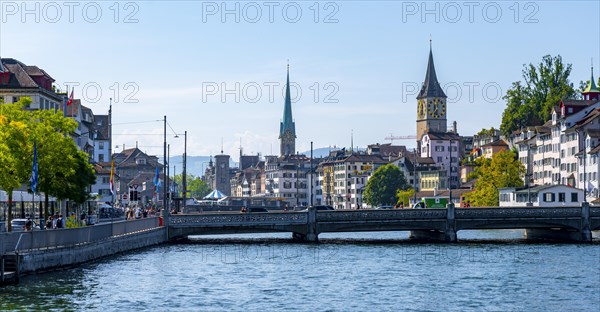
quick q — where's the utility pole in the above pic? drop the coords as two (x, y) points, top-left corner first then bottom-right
(449, 140), (453, 204)
(413, 148), (417, 205)
(183, 130), (187, 212)
(310, 141), (313, 207)
(163, 116), (169, 230)
(109, 98), (113, 206)
(296, 154), (300, 208)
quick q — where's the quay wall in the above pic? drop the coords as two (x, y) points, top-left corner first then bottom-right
(19, 227), (166, 274)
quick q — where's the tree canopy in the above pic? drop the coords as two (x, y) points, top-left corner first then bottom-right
(364, 164), (410, 207)
(0, 98), (96, 228)
(466, 150), (524, 207)
(500, 55), (576, 137)
(172, 173), (211, 199)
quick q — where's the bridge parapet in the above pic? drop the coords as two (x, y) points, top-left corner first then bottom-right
(456, 207), (582, 219)
(169, 212), (307, 227)
(316, 209), (447, 222)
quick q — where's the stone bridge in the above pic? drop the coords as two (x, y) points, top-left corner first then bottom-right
(167, 204), (600, 242)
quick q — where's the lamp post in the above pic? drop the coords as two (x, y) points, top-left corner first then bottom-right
(527, 142), (532, 206)
(576, 129), (588, 203)
(413, 148), (417, 205)
(448, 140), (453, 204)
(310, 141), (313, 207)
(183, 130), (187, 212)
(296, 154), (300, 208)
(163, 116), (168, 231)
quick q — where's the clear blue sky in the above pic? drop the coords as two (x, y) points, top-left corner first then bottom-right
(1, 1), (599, 160)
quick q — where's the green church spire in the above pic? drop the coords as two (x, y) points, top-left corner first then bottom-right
(583, 65), (599, 93)
(279, 63), (296, 156)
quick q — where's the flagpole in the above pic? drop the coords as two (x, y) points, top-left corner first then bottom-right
(109, 98), (113, 207)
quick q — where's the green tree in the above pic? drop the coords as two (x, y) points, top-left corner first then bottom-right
(396, 188), (415, 207)
(29, 107), (82, 218)
(0, 100), (34, 231)
(61, 150), (96, 205)
(468, 150), (525, 207)
(364, 164), (410, 207)
(173, 174), (211, 199)
(500, 55), (576, 136)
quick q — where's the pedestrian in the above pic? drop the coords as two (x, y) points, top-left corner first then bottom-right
(52, 214), (58, 229)
(25, 219), (32, 231)
(46, 216), (53, 229)
(56, 214), (64, 228)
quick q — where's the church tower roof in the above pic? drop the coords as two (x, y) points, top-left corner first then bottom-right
(417, 43), (447, 99)
(583, 66), (599, 93)
(279, 64), (296, 137)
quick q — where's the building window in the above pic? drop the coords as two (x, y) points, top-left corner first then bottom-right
(99, 154), (104, 162)
(570, 192), (578, 202)
(558, 193), (565, 202)
(543, 192), (555, 202)
(99, 142), (104, 150)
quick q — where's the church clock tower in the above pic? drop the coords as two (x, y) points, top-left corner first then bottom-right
(279, 64), (296, 156)
(416, 43), (447, 146)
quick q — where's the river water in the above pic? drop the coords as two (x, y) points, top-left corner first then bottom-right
(1, 230), (599, 311)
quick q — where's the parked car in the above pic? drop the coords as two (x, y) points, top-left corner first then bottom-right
(375, 205), (395, 209)
(412, 202), (426, 209)
(10, 218), (39, 232)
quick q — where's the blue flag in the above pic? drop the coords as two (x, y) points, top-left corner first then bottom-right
(154, 165), (161, 187)
(31, 140), (38, 193)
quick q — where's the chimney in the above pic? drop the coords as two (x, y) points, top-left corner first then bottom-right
(452, 121), (457, 133)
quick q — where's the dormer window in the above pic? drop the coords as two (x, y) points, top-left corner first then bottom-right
(136, 158), (147, 165)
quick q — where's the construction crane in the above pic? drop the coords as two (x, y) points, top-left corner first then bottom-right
(384, 134), (417, 144)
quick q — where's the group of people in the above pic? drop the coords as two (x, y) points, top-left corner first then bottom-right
(125, 205), (156, 220)
(44, 214), (65, 229)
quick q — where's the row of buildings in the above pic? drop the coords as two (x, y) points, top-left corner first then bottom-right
(4, 48), (599, 209)
(0, 57), (164, 207)
(202, 48), (600, 208)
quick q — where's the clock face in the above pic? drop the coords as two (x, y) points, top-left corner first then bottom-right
(427, 98), (445, 118)
(417, 100), (426, 119)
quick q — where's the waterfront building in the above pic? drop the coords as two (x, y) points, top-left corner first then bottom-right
(510, 68), (600, 202)
(0, 58), (63, 112)
(331, 153), (388, 209)
(264, 154), (311, 207)
(92, 163), (115, 203)
(111, 147), (163, 204)
(499, 184), (584, 207)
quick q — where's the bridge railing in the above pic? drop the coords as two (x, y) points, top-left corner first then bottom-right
(456, 207), (582, 219)
(316, 209), (447, 222)
(2, 217), (160, 254)
(169, 212), (307, 226)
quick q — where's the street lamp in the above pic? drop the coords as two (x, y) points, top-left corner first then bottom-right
(310, 141), (313, 207)
(448, 140), (453, 204)
(575, 128), (588, 203)
(173, 131), (187, 212)
(413, 148), (418, 205)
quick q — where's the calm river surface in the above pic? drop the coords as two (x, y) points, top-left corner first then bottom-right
(1, 230), (599, 311)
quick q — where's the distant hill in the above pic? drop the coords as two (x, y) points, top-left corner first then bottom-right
(169, 147), (351, 177)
